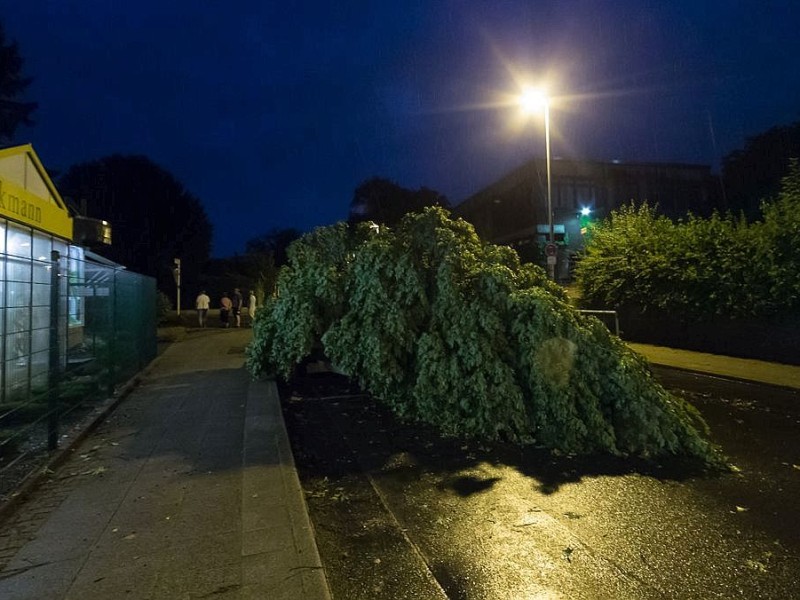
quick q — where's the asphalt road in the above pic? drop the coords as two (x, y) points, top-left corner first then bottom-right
(283, 369), (800, 599)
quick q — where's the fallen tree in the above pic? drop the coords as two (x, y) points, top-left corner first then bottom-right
(247, 208), (721, 466)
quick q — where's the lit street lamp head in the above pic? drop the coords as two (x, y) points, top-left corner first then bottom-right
(519, 86), (549, 115)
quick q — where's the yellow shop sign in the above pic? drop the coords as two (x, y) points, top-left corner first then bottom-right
(0, 176), (73, 240)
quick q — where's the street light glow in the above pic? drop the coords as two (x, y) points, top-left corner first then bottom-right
(580, 207), (591, 216)
(519, 86), (549, 115)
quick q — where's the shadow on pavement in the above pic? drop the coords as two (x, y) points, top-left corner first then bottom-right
(280, 372), (713, 497)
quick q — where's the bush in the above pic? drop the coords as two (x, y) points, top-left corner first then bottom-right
(576, 161), (800, 320)
(760, 158), (800, 309)
(247, 208), (721, 466)
(156, 291), (173, 324)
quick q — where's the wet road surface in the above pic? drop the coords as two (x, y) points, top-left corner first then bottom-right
(282, 369), (800, 599)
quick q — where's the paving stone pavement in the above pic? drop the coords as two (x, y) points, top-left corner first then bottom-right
(0, 327), (330, 600)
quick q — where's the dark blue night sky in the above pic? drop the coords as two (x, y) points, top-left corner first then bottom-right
(5, 1), (800, 256)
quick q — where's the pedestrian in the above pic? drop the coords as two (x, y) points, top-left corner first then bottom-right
(248, 290), (257, 326)
(232, 288), (243, 327)
(195, 290), (210, 327)
(220, 292), (232, 328)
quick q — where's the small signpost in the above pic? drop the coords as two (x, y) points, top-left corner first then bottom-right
(173, 258), (181, 316)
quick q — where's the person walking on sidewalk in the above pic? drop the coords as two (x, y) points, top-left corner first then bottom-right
(232, 288), (243, 328)
(220, 292), (232, 328)
(195, 290), (211, 327)
(247, 290), (257, 326)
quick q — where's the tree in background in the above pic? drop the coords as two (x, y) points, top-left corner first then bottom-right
(58, 155), (213, 297)
(722, 121), (800, 217)
(203, 252), (277, 306)
(245, 227), (302, 268)
(195, 229), (302, 309)
(0, 22), (37, 143)
(348, 177), (449, 227)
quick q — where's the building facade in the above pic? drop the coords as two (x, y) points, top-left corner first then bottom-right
(0, 144), (80, 404)
(0, 144), (155, 412)
(454, 157), (715, 278)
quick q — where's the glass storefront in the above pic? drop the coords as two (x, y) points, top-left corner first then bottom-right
(0, 145), (157, 468)
(0, 219), (85, 403)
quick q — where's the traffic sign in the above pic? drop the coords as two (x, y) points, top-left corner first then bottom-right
(545, 243), (557, 257)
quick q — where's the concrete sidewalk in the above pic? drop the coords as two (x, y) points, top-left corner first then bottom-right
(628, 342), (800, 391)
(0, 328), (330, 600)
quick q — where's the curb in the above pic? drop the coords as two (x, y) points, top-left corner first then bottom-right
(649, 362), (800, 393)
(245, 378), (332, 599)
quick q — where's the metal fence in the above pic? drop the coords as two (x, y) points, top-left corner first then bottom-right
(577, 309), (620, 337)
(0, 246), (156, 489)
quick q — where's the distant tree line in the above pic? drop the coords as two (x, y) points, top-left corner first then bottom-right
(348, 177), (450, 226)
(721, 121), (800, 217)
(0, 22), (37, 143)
(58, 155), (214, 296)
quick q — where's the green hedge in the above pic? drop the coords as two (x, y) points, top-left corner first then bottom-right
(576, 160), (800, 320)
(247, 208), (721, 466)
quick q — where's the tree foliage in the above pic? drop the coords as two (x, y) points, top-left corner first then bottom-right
(248, 207), (720, 466)
(576, 161), (800, 319)
(58, 155), (213, 296)
(201, 253), (277, 309)
(244, 227), (302, 267)
(759, 158), (800, 309)
(348, 177), (450, 226)
(0, 22), (37, 143)
(722, 121), (800, 217)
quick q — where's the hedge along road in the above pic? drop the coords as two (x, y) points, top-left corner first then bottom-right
(280, 368), (800, 600)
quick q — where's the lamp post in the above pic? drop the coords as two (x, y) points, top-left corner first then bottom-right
(519, 87), (555, 280)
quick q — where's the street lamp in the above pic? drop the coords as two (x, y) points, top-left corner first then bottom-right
(519, 86), (555, 280)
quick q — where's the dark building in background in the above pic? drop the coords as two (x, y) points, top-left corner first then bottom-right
(454, 157), (716, 279)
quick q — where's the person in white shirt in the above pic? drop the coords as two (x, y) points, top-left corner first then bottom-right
(195, 290), (211, 327)
(247, 291), (257, 325)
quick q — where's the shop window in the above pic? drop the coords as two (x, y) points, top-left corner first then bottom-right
(32, 305), (49, 331)
(6, 225), (31, 259)
(68, 246), (85, 327)
(7, 306), (28, 334)
(5, 331), (29, 365)
(32, 233), (51, 263)
(4, 359), (28, 397)
(33, 258), (50, 284)
(31, 329), (49, 351)
(7, 256), (30, 283)
(7, 280), (31, 308)
(32, 282), (49, 307)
